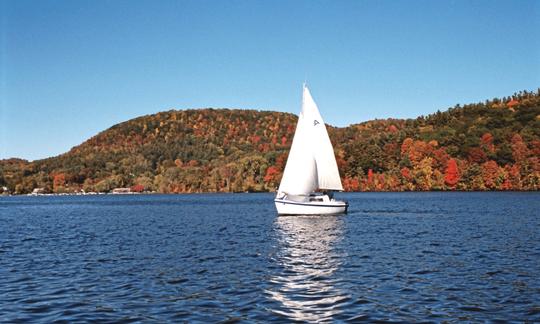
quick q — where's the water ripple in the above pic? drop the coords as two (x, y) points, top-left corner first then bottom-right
(0, 192), (539, 322)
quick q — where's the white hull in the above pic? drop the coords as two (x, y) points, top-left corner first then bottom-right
(274, 196), (348, 215)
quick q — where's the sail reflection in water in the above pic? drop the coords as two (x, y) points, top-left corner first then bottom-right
(266, 216), (350, 322)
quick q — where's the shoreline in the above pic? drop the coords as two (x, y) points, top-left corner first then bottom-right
(1, 190), (539, 198)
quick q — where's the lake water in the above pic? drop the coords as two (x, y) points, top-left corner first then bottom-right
(1, 192), (539, 322)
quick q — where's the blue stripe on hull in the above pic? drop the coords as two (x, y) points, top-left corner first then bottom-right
(274, 199), (349, 208)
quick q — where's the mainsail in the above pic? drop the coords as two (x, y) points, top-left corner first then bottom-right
(278, 85), (344, 195)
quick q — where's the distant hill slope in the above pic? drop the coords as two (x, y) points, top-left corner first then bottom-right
(1, 89), (539, 194)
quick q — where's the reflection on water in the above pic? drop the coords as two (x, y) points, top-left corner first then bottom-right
(267, 215), (349, 322)
(2, 193), (539, 321)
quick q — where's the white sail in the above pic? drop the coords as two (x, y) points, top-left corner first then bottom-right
(278, 85), (343, 195)
(302, 86), (344, 191)
(278, 99), (318, 195)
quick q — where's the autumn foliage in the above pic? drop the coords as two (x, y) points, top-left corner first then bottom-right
(1, 89), (540, 194)
(444, 159), (459, 188)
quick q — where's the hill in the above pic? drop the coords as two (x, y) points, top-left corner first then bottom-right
(1, 89), (539, 194)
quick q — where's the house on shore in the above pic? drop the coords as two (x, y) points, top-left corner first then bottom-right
(112, 187), (132, 194)
(31, 188), (46, 195)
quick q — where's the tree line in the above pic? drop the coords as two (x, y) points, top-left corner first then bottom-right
(1, 89), (539, 194)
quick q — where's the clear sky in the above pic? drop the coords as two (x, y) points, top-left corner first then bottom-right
(1, 0), (539, 161)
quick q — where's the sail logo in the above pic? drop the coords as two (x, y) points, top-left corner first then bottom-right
(313, 120), (320, 126)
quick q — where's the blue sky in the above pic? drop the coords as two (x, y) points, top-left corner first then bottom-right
(1, 0), (539, 161)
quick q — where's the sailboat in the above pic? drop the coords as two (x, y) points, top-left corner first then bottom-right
(274, 85), (348, 215)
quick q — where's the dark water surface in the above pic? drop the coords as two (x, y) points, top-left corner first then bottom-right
(1, 192), (539, 322)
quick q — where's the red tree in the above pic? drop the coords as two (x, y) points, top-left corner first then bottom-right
(130, 184), (145, 192)
(53, 173), (66, 191)
(264, 166), (280, 184)
(482, 160), (499, 189)
(401, 138), (414, 156)
(387, 124), (398, 133)
(187, 160), (199, 167)
(433, 147), (450, 169)
(444, 158), (459, 188)
(481, 133), (495, 153)
(400, 167), (411, 180)
(343, 177), (360, 191)
(511, 134), (529, 163)
(367, 169), (374, 184)
(468, 147), (487, 163)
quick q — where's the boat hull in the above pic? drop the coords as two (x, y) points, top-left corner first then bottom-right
(274, 198), (348, 215)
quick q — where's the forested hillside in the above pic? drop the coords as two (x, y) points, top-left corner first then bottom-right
(1, 89), (539, 194)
